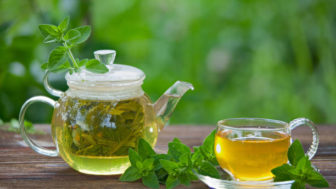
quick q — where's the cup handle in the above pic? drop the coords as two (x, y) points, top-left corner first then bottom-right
(19, 96), (58, 157)
(43, 71), (64, 97)
(289, 118), (319, 160)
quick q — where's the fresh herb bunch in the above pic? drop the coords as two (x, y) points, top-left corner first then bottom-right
(39, 17), (108, 74)
(272, 140), (329, 189)
(120, 130), (220, 189)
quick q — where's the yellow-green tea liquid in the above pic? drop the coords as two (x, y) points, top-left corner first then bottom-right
(51, 95), (159, 175)
(56, 127), (131, 175)
(215, 131), (290, 181)
(60, 154), (130, 175)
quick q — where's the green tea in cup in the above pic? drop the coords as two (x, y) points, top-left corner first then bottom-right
(214, 118), (319, 181)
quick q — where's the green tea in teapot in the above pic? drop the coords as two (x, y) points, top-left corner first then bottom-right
(51, 94), (159, 175)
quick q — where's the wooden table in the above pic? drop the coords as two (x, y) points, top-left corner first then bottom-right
(0, 125), (335, 188)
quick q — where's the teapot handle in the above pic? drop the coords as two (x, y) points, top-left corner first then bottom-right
(43, 71), (63, 97)
(19, 96), (58, 157)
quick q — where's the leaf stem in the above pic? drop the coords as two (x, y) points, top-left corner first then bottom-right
(63, 42), (79, 70)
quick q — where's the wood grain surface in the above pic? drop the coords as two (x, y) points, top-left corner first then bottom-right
(0, 125), (335, 189)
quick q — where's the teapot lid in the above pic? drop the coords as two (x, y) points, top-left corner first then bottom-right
(65, 50), (145, 90)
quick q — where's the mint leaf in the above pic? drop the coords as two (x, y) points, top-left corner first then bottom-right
(85, 59), (108, 73)
(306, 169), (329, 187)
(136, 161), (144, 170)
(143, 158), (155, 171)
(153, 154), (169, 183)
(201, 129), (216, 152)
(198, 161), (220, 178)
(178, 153), (191, 167)
(70, 25), (91, 44)
(78, 59), (88, 67)
(272, 140), (329, 188)
(48, 46), (67, 71)
(138, 138), (156, 159)
(64, 29), (81, 43)
(120, 142), (158, 187)
(191, 146), (202, 165)
(119, 166), (141, 182)
(40, 17), (110, 75)
(168, 138), (191, 161)
(185, 169), (198, 181)
(272, 164), (295, 181)
(178, 173), (191, 186)
(191, 130), (220, 179)
(296, 156), (311, 173)
(69, 69), (74, 74)
(128, 148), (141, 166)
(58, 16), (69, 32)
(166, 175), (180, 189)
(41, 62), (48, 70)
(142, 171), (160, 189)
(43, 35), (58, 43)
(153, 154), (170, 170)
(200, 129), (218, 165)
(160, 159), (178, 174)
(155, 168), (168, 184)
(161, 150), (196, 188)
(50, 61), (71, 73)
(288, 139), (305, 166)
(39, 24), (59, 37)
(291, 181), (305, 189)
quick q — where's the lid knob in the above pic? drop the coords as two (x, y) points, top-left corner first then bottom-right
(94, 50), (116, 65)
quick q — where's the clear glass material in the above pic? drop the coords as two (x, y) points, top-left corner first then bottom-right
(154, 81), (194, 130)
(65, 64), (145, 90)
(51, 92), (159, 175)
(94, 49), (116, 65)
(215, 118), (319, 181)
(43, 71), (63, 97)
(20, 49), (194, 175)
(195, 169), (294, 189)
(66, 50), (145, 92)
(43, 49), (145, 98)
(19, 96), (58, 157)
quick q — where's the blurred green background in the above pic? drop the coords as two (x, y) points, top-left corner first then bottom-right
(1, 0), (336, 125)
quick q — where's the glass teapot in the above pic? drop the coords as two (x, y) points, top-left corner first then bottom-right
(19, 50), (193, 175)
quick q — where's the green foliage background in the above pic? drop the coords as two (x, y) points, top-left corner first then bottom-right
(1, 0), (336, 124)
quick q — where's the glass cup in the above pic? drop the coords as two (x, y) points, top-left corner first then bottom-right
(214, 118), (319, 181)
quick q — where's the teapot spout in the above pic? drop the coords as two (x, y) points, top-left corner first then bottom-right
(154, 81), (194, 129)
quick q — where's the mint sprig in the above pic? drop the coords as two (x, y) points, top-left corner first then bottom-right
(39, 17), (108, 74)
(120, 130), (220, 189)
(119, 139), (160, 188)
(272, 140), (329, 189)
